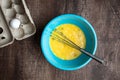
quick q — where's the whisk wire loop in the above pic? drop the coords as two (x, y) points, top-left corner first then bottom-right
(50, 29), (104, 64)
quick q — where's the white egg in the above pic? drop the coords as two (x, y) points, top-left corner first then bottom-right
(10, 18), (21, 29)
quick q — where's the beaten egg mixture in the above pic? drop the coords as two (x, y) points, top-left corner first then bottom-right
(50, 24), (86, 60)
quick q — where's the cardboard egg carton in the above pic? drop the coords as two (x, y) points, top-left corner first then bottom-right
(0, 0), (36, 48)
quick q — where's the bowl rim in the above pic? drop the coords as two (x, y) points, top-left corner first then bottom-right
(41, 14), (97, 70)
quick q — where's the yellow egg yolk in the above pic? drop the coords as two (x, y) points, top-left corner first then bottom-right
(50, 24), (86, 60)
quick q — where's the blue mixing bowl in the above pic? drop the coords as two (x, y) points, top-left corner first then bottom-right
(41, 14), (97, 70)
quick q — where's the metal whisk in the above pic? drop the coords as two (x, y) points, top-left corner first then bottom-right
(51, 29), (104, 64)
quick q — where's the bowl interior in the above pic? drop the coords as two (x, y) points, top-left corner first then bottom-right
(41, 14), (97, 70)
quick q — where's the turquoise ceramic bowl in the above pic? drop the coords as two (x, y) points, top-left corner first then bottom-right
(41, 14), (97, 70)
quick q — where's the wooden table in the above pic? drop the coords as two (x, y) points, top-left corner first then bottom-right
(0, 0), (120, 80)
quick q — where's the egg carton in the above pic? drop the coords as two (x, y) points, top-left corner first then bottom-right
(0, 0), (36, 48)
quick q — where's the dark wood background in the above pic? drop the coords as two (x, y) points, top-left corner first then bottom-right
(0, 0), (120, 80)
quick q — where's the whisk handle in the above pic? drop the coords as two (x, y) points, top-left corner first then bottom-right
(80, 49), (104, 64)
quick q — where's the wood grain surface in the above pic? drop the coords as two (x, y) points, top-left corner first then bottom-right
(0, 0), (120, 80)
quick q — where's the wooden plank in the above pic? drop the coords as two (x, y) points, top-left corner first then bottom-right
(0, 0), (120, 80)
